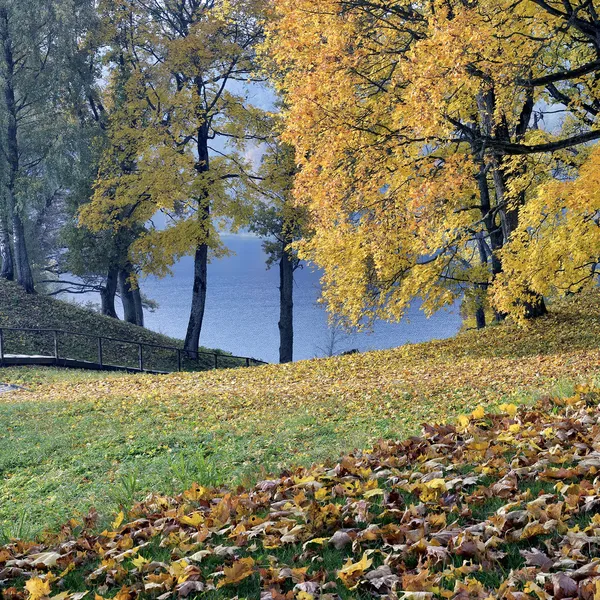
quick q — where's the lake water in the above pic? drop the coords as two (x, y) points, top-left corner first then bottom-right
(67, 235), (463, 363)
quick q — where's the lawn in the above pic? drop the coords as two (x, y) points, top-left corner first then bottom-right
(1, 386), (600, 599)
(0, 292), (599, 538)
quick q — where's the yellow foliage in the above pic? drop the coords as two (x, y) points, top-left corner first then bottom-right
(25, 578), (51, 600)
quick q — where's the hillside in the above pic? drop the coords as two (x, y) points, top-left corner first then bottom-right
(0, 291), (599, 537)
(0, 281), (250, 371)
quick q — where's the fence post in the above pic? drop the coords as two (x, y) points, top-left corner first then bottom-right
(177, 349), (182, 372)
(0, 329), (4, 364)
(246, 357), (250, 368)
(138, 344), (144, 372)
(214, 353), (218, 369)
(97, 337), (103, 367)
(53, 330), (59, 363)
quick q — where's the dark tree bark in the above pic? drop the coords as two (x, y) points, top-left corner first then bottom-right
(0, 7), (34, 294)
(100, 266), (119, 318)
(0, 212), (14, 281)
(474, 233), (488, 330)
(119, 268), (137, 324)
(522, 295), (548, 319)
(279, 242), (294, 363)
(475, 88), (546, 321)
(184, 241), (208, 357)
(184, 120), (210, 357)
(132, 285), (144, 328)
(12, 214), (34, 292)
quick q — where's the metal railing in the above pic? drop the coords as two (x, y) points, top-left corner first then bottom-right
(0, 328), (267, 374)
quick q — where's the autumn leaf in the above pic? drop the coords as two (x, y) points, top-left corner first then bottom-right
(216, 557), (255, 588)
(338, 552), (373, 589)
(179, 513), (204, 527)
(131, 555), (149, 570)
(25, 578), (51, 600)
(111, 512), (124, 531)
(472, 406), (485, 420)
(499, 403), (518, 417)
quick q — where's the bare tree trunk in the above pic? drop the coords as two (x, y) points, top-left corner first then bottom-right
(132, 284), (144, 327)
(522, 295), (548, 318)
(12, 214), (34, 292)
(101, 266), (119, 318)
(474, 155), (503, 323)
(184, 119), (210, 357)
(184, 242), (208, 357)
(0, 7), (34, 294)
(474, 87), (546, 321)
(279, 242), (294, 363)
(475, 233), (488, 330)
(0, 211), (13, 281)
(119, 268), (137, 324)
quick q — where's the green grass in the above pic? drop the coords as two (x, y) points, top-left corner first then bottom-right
(0, 373), (583, 538)
(0, 390), (394, 537)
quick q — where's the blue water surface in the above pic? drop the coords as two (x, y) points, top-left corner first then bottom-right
(133, 235), (463, 363)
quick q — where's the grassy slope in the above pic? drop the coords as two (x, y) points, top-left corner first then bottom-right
(0, 292), (599, 535)
(0, 280), (248, 371)
(0, 280), (184, 346)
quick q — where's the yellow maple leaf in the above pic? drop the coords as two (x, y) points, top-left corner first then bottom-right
(338, 552), (373, 589)
(217, 557), (255, 588)
(131, 555), (149, 570)
(169, 559), (190, 583)
(314, 487), (329, 501)
(499, 403), (518, 417)
(472, 406), (485, 420)
(363, 487), (384, 498)
(111, 511), (124, 530)
(457, 415), (471, 429)
(25, 577), (51, 600)
(179, 513), (204, 527)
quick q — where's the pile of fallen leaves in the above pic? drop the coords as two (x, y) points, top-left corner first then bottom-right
(4, 388), (600, 599)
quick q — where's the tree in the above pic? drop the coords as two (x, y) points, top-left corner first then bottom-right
(81, 0), (268, 354)
(250, 140), (304, 363)
(0, 0), (105, 295)
(264, 0), (600, 327)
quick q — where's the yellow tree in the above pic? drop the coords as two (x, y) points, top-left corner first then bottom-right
(81, 0), (268, 354)
(265, 0), (600, 328)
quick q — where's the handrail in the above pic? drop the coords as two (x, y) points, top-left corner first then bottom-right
(0, 327), (268, 373)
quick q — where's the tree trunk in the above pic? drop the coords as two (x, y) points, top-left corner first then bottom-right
(0, 7), (34, 294)
(279, 242), (294, 363)
(184, 116), (211, 357)
(522, 295), (548, 319)
(101, 266), (119, 318)
(184, 242), (208, 357)
(119, 268), (137, 324)
(132, 284), (144, 327)
(12, 213), (34, 293)
(476, 89), (545, 321)
(0, 211), (13, 281)
(474, 233), (488, 330)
